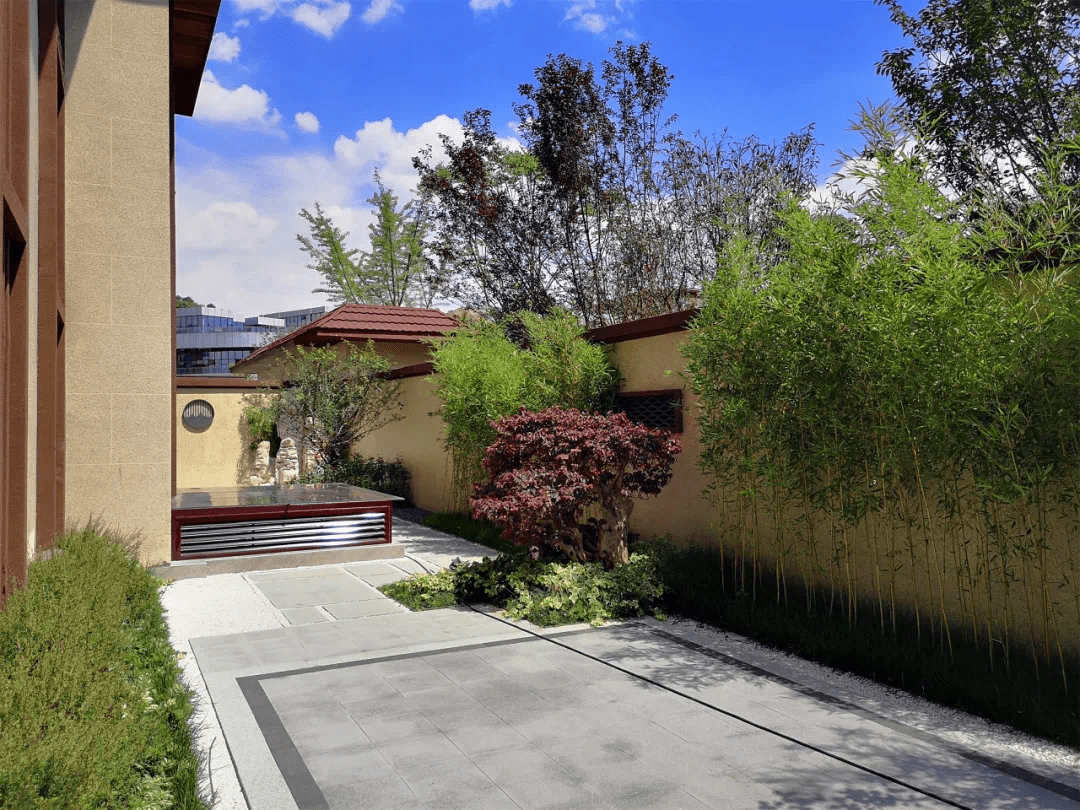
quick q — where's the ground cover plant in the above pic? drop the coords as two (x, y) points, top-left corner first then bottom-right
(430, 309), (619, 507)
(0, 525), (207, 809)
(381, 547), (665, 627)
(471, 407), (681, 567)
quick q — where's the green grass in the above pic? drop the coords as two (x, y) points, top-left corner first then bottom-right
(421, 512), (518, 554)
(655, 541), (1080, 750)
(0, 524), (208, 810)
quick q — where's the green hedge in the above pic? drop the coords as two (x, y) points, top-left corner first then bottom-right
(0, 526), (207, 809)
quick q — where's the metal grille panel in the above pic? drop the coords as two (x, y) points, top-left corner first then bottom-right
(179, 511), (387, 557)
(614, 391), (683, 432)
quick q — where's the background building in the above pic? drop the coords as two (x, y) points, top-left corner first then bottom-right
(175, 305), (326, 375)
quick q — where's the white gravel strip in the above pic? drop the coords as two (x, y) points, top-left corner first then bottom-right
(161, 573), (287, 810)
(651, 615), (1080, 788)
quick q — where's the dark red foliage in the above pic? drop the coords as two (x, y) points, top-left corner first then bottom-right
(470, 407), (681, 566)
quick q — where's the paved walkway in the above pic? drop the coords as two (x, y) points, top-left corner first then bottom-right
(162, 519), (1080, 810)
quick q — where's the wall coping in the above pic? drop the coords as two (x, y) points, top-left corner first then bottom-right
(175, 376), (279, 390)
(585, 308), (699, 344)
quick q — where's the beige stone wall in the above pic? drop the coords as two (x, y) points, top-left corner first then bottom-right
(176, 389), (260, 490)
(64, 0), (173, 563)
(176, 342), (439, 497)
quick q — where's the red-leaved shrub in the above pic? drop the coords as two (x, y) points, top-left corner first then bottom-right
(470, 407), (682, 567)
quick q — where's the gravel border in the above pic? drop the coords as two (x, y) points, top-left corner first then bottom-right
(653, 614), (1080, 787)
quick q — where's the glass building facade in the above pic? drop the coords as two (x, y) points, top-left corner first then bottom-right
(175, 305), (326, 375)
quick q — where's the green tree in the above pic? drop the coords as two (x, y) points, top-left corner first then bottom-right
(429, 309), (620, 507)
(271, 342), (404, 467)
(363, 170), (438, 307)
(175, 295), (200, 308)
(298, 202), (372, 304)
(876, 0), (1080, 201)
(414, 109), (563, 320)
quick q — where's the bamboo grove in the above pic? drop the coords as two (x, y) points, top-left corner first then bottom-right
(683, 144), (1080, 695)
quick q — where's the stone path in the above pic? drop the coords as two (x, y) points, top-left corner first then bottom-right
(162, 519), (1080, 810)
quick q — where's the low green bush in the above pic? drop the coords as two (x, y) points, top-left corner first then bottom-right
(300, 455), (412, 504)
(0, 525), (207, 810)
(381, 550), (665, 627)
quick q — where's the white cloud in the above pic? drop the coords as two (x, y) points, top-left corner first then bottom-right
(576, 12), (607, 33)
(295, 111), (321, 133)
(232, 0), (280, 15)
(292, 1), (351, 37)
(208, 32), (241, 62)
(333, 115), (468, 194)
(193, 70), (282, 130)
(470, 0), (510, 11)
(361, 0), (399, 24)
(175, 114), (495, 315)
(564, 0), (633, 34)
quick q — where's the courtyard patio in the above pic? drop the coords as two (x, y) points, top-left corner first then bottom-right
(161, 517), (1080, 810)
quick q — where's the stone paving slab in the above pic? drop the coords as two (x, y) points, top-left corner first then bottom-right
(168, 532), (1080, 810)
(191, 612), (1080, 810)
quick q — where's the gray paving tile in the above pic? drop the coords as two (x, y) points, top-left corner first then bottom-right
(379, 735), (471, 776)
(255, 573), (383, 608)
(344, 690), (416, 719)
(496, 766), (598, 810)
(389, 558), (427, 575)
(383, 668), (457, 696)
(469, 745), (573, 788)
(356, 711), (440, 745)
(304, 746), (392, 787)
(510, 710), (592, 747)
(395, 757), (495, 803)
(358, 571), (410, 587)
(321, 773), (424, 810)
(541, 731), (638, 777)
(421, 702), (503, 733)
(324, 598), (408, 620)
(281, 606), (329, 625)
(247, 566), (346, 583)
(423, 784), (520, 810)
(443, 719), (529, 756)
(343, 561), (407, 578)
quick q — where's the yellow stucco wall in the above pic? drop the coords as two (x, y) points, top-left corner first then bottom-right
(604, 331), (716, 544)
(64, 0), (174, 564)
(353, 375), (453, 512)
(176, 388), (261, 489)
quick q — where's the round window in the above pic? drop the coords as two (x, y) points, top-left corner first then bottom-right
(182, 399), (215, 431)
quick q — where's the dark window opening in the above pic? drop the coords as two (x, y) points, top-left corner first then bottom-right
(613, 389), (683, 433)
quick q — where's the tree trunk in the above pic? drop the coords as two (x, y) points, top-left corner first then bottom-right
(597, 494), (634, 567)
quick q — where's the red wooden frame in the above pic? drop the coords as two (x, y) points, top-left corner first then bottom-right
(171, 500), (393, 561)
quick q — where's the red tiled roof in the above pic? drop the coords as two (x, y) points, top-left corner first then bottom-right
(233, 304), (461, 370)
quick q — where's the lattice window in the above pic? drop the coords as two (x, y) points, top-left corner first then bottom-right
(613, 389), (683, 433)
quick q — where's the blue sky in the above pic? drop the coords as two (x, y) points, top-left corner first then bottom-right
(176, 0), (920, 316)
